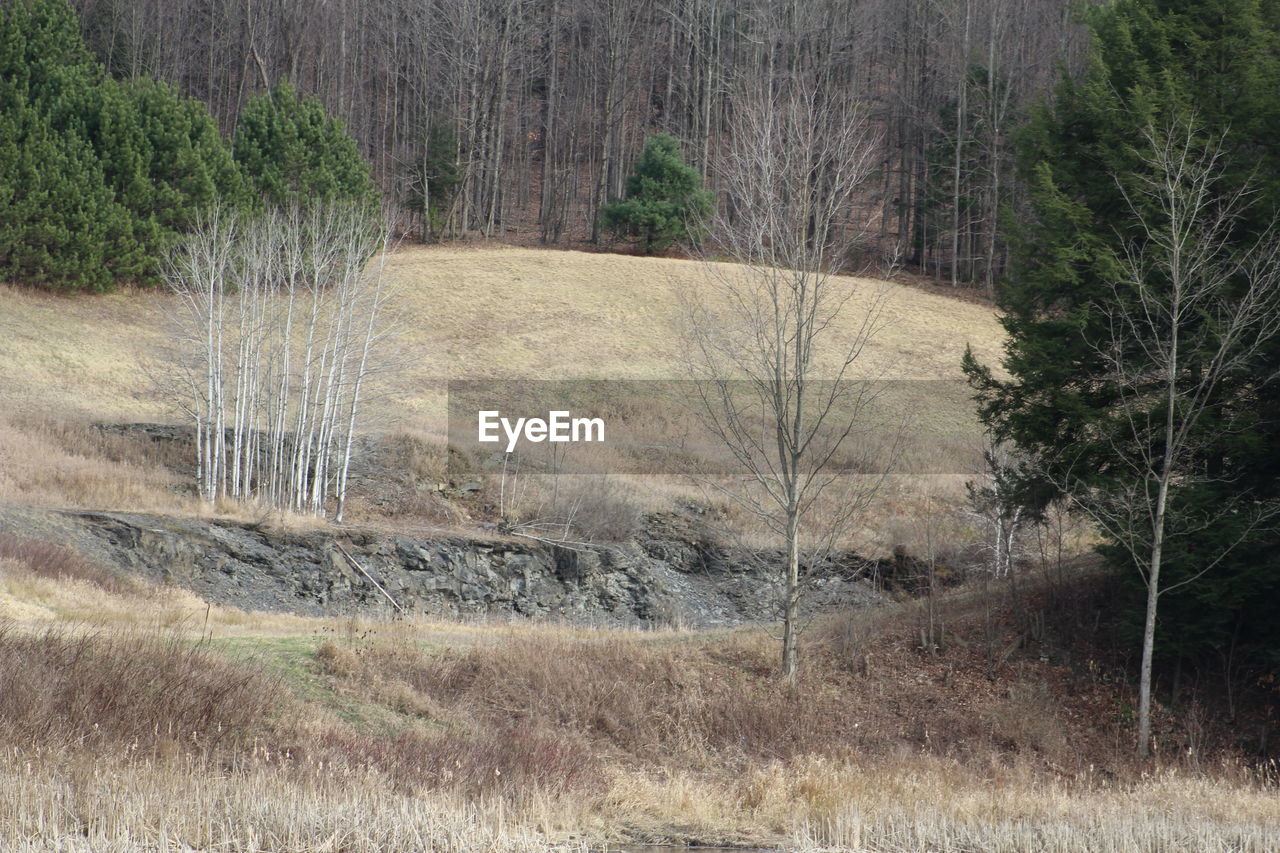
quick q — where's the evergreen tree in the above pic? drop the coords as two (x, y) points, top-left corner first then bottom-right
(0, 0), (138, 289)
(966, 0), (1280, 686)
(0, 0), (244, 288)
(410, 122), (461, 239)
(126, 77), (249, 232)
(0, 0), (97, 109)
(57, 75), (247, 283)
(602, 133), (712, 253)
(233, 82), (377, 208)
(0, 85), (137, 290)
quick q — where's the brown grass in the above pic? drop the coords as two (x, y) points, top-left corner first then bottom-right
(0, 565), (1275, 851)
(381, 246), (1006, 385)
(0, 622), (276, 755)
(0, 416), (193, 511)
(0, 532), (142, 596)
(321, 617), (1100, 779)
(0, 746), (584, 853)
(0, 246), (1006, 421)
(0, 246), (1006, 542)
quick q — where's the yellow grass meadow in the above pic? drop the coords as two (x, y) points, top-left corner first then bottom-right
(0, 245), (1007, 423)
(0, 245), (1006, 525)
(3, 246), (1273, 852)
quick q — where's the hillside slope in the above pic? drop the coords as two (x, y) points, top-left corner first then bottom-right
(0, 245), (1006, 426)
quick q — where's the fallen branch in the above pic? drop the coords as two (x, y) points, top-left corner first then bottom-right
(335, 541), (403, 613)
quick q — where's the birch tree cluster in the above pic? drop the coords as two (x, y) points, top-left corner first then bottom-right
(166, 203), (390, 521)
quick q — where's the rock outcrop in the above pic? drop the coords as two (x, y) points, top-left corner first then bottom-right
(0, 504), (882, 626)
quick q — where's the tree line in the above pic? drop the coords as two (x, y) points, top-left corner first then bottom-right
(0, 0), (376, 290)
(63, 0), (1085, 286)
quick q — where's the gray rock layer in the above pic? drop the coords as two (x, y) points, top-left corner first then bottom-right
(0, 505), (881, 626)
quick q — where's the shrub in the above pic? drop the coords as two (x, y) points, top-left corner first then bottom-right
(0, 624), (275, 753)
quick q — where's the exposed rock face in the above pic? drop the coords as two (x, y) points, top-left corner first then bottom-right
(0, 504), (882, 626)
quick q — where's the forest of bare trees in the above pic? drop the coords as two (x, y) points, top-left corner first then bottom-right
(69, 0), (1088, 286)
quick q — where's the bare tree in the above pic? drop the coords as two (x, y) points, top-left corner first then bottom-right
(909, 485), (969, 656)
(685, 79), (891, 678)
(166, 201), (391, 519)
(967, 435), (1030, 581)
(71, 0), (1089, 271)
(1058, 119), (1280, 758)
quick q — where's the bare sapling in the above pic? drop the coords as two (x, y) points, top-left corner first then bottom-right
(685, 76), (893, 678)
(1052, 119), (1280, 757)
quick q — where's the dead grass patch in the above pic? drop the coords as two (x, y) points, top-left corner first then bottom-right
(0, 623), (277, 755)
(0, 417), (192, 512)
(312, 610), (1110, 779)
(0, 532), (142, 596)
(0, 571), (1274, 851)
(1, 247), (1005, 526)
(1, 247), (1006, 426)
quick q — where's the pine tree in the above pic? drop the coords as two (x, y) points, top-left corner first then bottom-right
(0, 1), (140, 290)
(128, 78), (250, 228)
(602, 134), (713, 253)
(0, 0), (244, 288)
(233, 82), (377, 208)
(0, 85), (137, 291)
(410, 122), (461, 239)
(966, 0), (1280, 711)
(0, 0), (97, 109)
(60, 75), (247, 282)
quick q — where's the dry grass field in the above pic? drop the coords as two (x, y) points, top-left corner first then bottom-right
(0, 544), (1276, 853)
(0, 244), (1004, 420)
(2, 246), (1274, 851)
(0, 245), (1005, 531)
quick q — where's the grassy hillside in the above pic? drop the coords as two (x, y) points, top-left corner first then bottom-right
(0, 245), (1007, 530)
(0, 246), (1005, 419)
(0, 249), (1274, 851)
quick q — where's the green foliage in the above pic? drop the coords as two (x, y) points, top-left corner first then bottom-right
(967, 0), (1280, 670)
(123, 78), (249, 231)
(0, 86), (135, 290)
(234, 82), (377, 209)
(0, 0), (130, 289)
(0, 0), (96, 106)
(52, 75), (248, 282)
(0, 0), (245, 289)
(602, 134), (712, 253)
